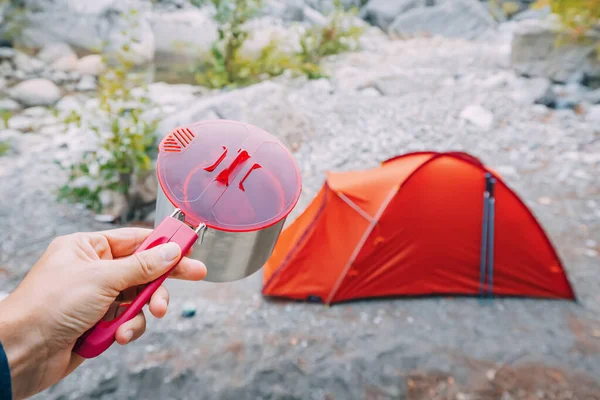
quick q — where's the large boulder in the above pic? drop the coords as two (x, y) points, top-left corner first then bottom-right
(360, 0), (420, 31)
(389, 0), (496, 40)
(157, 81), (315, 149)
(8, 78), (61, 107)
(150, 6), (218, 63)
(19, 0), (155, 66)
(510, 18), (600, 83)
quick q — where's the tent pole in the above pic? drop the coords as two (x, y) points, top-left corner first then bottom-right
(479, 173), (492, 300)
(487, 177), (496, 300)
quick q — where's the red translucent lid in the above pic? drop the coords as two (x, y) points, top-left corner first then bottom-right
(157, 120), (302, 232)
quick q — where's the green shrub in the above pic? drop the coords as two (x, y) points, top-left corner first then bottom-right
(194, 0), (364, 88)
(58, 10), (161, 216)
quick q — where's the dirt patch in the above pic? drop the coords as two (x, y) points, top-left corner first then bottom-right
(568, 313), (600, 354)
(405, 361), (600, 400)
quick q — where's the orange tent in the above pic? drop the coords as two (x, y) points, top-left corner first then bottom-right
(262, 151), (576, 304)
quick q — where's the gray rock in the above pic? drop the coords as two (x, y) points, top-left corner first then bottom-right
(0, 47), (16, 60)
(131, 169), (158, 204)
(51, 70), (69, 84)
(150, 7), (218, 63)
(0, 77), (5, 92)
(55, 95), (83, 113)
(374, 71), (446, 96)
(302, 5), (328, 25)
(587, 105), (600, 123)
(0, 98), (22, 111)
(12, 52), (46, 75)
(75, 54), (105, 76)
(240, 17), (301, 60)
(22, 106), (50, 118)
(21, 0), (155, 66)
(511, 18), (600, 82)
(512, 77), (554, 106)
(7, 115), (34, 131)
(76, 75), (97, 91)
(0, 61), (13, 78)
(459, 104), (494, 130)
(263, 0), (305, 22)
(8, 79), (61, 107)
(304, 0), (364, 14)
(99, 190), (128, 221)
(389, 0), (496, 40)
(583, 88), (600, 105)
(361, 0), (420, 31)
(512, 5), (551, 21)
(36, 42), (77, 64)
(50, 54), (78, 72)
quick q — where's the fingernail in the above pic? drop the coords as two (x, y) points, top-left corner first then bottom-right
(123, 330), (133, 343)
(161, 242), (180, 262)
(159, 298), (168, 310)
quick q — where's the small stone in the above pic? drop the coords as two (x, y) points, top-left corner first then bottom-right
(486, 369), (496, 380)
(537, 197), (552, 205)
(496, 165), (518, 177)
(55, 95), (82, 113)
(586, 105), (600, 123)
(0, 48), (16, 60)
(591, 329), (600, 338)
(501, 392), (514, 400)
(359, 87), (381, 96)
(182, 303), (196, 318)
(37, 42), (76, 64)
(8, 79), (62, 107)
(76, 75), (97, 91)
(94, 214), (117, 223)
(76, 55), (106, 76)
(51, 54), (78, 72)
(407, 316), (414, 324)
(584, 249), (598, 258)
(22, 106), (49, 118)
(460, 104), (494, 131)
(585, 239), (597, 248)
(0, 98), (22, 111)
(7, 115), (33, 131)
(0, 291), (9, 302)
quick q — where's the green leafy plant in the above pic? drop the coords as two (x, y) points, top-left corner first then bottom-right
(295, 2), (364, 79)
(195, 0), (265, 88)
(58, 10), (162, 217)
(0, 109), (11, 128)
(0, 0), (26, 43)
(0, 140), (10, 156)
(534, 0), (600, 41)
(194, 0), (364, 88)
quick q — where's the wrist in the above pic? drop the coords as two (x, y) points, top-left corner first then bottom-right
(0, 293), (48, 400)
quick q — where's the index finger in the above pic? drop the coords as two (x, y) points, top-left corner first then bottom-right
(96, 227), (153, 258)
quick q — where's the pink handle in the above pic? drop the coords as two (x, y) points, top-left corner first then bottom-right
(73, 216), (199, 358)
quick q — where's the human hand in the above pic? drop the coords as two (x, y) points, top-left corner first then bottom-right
(0, 228), (206, 400)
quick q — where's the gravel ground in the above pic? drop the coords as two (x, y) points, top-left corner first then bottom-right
(1, 24), (599, 399)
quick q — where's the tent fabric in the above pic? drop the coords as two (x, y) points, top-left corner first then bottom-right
(262, 151), (576, 304)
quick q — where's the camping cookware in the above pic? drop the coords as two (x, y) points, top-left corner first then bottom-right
(73, 119), (302, 358)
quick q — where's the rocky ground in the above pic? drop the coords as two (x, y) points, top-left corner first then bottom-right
(1, 1), (600, 399)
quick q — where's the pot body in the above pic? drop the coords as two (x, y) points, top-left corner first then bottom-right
(154, 186), (285, 282)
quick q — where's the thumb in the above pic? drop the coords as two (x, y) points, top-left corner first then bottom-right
(105, 242), (182, 291)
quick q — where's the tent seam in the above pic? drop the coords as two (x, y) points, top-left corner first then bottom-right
(325, 185), (399, 304)
(336, 192), (374, 222)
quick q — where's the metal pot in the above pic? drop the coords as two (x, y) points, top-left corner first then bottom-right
(152, 119), (302, 283)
